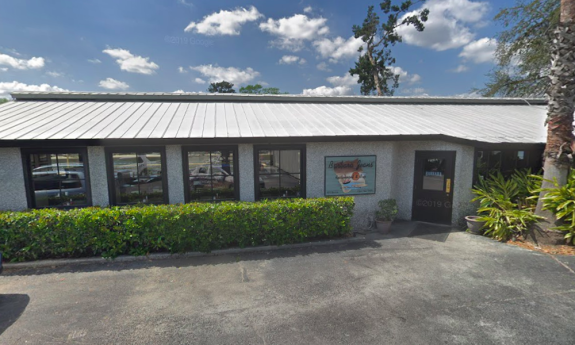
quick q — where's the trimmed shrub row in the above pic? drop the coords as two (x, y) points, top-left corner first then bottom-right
(0, 197), (354, 262)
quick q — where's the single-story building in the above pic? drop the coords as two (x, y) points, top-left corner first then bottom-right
(0, 92), (548, 228)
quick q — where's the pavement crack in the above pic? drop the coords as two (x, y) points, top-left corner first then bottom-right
(240, 266), (249, 283)
(547, 254), (575, 275)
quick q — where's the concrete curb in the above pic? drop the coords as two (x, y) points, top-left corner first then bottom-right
(3, 235), (367, 270)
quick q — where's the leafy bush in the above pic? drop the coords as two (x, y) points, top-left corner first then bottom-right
(376, 199), (398, 221)
(472, 171), (542, 241)
(540, 169), (575, 244)
(0, 197), (354, 262)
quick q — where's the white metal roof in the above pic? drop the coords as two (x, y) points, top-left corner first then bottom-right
(0, 92), (549, 144)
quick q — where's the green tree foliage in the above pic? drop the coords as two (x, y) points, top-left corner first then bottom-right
(350, 1), (429, 96)
(239, 84), (288, 94)
(472, 171), (543, 241)
(480, 0), (560, 97)
(541, 169), (575, 243)
(0, 98), (8, 104)
(207, 81), (236, 93)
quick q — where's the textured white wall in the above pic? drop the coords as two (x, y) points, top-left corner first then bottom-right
(306, 142), (395, 230)
(0, 148), (28, 210)
(166, 145), (185, 204)
(87, 146), (109, 207)
(238, 144), (255, 201)
(390, 141), (475, 225)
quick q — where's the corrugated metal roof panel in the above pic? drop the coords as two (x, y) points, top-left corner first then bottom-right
(0, 95), (550, 144)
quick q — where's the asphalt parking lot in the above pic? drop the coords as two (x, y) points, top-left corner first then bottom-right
(1, 222), (575, 345)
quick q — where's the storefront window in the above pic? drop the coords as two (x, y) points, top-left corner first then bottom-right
(255, 147), (305, 199)
(107, 149), (166, 205)
(24, 150), (90, 208)
(184, 147), (238, 202)
(475, 149), (542, 183)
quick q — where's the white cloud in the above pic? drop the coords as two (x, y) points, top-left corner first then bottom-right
(194, 77), (206, 84)
(316, 62), (332, 72)
(396, 0), (490, 51)
(0, 53), (45, 70)
(173, 89), (185, 93)
(102, 48), (159, 74)
(87, 58), (101, 64)
(390, 66), (422, 85)
(302, 73), (358, 96)
(326, 74), (358, 87)
(303, 6), (313, 13)
(0, 81), (68, 98)
(184, 6), (262, 36)
(190, 64), (260, 85)
(459, 37), (497, 64)
(450, 64), (469, 73)
(0, 68), (7, 72)
(259, 14), (329, 51)
(401, 87), (429, 96)
(313, 36), (364, 63)
(279, 55), (306, 65)
(303, 85), (353, 96)
(46, 71), (63, 77)
(98, 77), (129, 90)
(178, 66), (188, 74)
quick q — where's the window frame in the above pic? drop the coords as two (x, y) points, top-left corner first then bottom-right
(182, 145), (240, 203)
(472, 147), (544, 185)
(253, 144), (306, 200)
(21, 147), (93, 209)
(105, 146), (169, 206)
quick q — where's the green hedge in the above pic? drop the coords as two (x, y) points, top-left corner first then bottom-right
(0, 197), (354, 262)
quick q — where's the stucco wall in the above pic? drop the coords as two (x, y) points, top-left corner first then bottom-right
(166, 145), (185, 204)
(0, 148), (27, 211)
(390, 141), (476, 225)
(238, 144), (255, 201)
(87, 146), (109, 207)
(306, 142), (395, 230)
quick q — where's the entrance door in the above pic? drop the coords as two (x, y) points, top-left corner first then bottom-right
(411, 151), (456, 224)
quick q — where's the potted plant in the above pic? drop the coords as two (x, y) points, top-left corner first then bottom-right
(465, 215), (485, 235)
(375, 199), (398, 234)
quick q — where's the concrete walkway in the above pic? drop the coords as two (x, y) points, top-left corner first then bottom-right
(1, 222), (575, 344)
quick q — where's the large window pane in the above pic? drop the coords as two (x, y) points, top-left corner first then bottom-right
(186, 148), (238, 202)
(27, 150), (89, 209)
(111, 151), (165, 205)
(422, 158), (445, 191)
(256, 148), (304, 200)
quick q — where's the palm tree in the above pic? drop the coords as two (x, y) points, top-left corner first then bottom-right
(536, 0), (575, 224)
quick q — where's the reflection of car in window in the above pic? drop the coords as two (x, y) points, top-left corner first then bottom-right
(33, 163), (84, 173)
(32, 170), (87, 204)
(114, 155), (151, 178)
(190, 165), (265, 190)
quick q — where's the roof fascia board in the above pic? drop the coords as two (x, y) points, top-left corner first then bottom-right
(9, 92), (548, 106)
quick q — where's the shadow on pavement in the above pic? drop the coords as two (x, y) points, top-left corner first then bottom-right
(0, 294), (30, 335)
(2, 238), (384, 277)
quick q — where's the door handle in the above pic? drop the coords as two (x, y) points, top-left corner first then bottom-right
(446, 179), (451, 193)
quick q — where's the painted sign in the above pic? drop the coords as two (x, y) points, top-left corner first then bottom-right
(325, 156), (376, 196)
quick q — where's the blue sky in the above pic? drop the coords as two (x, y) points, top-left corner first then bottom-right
(0, 0), (517, 97)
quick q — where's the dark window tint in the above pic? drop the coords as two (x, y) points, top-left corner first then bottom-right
(257, 148), (303, 199)
(186, 148), (237, 202)
(27, 152), (89, 208)
(110, 152), (165, 204)
(474, 149), (543, 184)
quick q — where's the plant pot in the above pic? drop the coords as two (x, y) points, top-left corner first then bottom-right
(465, 216), (485, 235)
(376, 220), (393, 234)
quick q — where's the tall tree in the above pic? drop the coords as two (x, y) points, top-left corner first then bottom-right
(239, 84), (287, 94)
(350, 1), (429, 96)
(480, 0), (560, 97)
(0, 98), (8, 105)
(536, 0), (575, 224)
(208, 81), (236, 93)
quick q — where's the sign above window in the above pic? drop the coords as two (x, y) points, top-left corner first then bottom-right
(325, 156), (376, 196)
